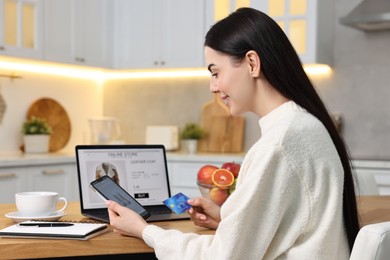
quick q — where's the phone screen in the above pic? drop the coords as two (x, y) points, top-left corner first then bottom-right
(90, 175), (150, 219)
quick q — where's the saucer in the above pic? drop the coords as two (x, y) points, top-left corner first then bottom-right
(5, 211), (66, 223)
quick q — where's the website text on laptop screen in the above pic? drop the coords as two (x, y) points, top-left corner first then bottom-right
(77, 147), (170, 209)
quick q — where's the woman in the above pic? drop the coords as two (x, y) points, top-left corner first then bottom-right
(106, 7), (359, 259)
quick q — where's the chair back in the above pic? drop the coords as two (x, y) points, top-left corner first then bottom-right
(350, 221), (390, 260)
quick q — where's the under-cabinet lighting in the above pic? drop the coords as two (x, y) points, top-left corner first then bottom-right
(104, 69), (209, 79)
(0, 59), (105, 80)
(303, 64), (332, 75)
(0, 57), (331, 82)
(0, 57), (210, 80)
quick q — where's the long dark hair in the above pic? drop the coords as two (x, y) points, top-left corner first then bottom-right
(205, 7), (359, 250)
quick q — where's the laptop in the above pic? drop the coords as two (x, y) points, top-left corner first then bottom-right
(75, 144), (190, 222)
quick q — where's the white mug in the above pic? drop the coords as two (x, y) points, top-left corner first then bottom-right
(15, 191), (68, 217)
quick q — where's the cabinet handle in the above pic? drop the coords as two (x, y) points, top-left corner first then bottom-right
(0, 173), (16, 179)
(154, 61), (158, 66)
(160, 61), (165, 66)
(0, 46), (4, 51)
(42, 169), (65, 175)
(75, 57), (85, 63)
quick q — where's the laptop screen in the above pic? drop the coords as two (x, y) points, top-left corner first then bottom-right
(75, 145), (171, 210)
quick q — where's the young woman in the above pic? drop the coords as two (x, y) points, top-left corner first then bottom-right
(105, 7), (360, 259)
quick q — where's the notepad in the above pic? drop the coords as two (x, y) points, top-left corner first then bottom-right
(0, 221), (108, 240)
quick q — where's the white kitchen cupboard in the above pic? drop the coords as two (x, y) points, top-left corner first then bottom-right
(27, 163), (79, 202)
(353, 160), (390, 196)
(251, 0), (334, 65)
(167, 162), (203, 198)
(212, 0), (251, 21)
(0, 162), (78, 204)
(166, 153), (244, 198)
(43, 0), (113, 68)
(0, 0), (43, 59)
(0, 167), (28, 203)
(113, 0), (207, 69)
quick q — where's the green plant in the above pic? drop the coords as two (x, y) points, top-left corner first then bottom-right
(180, 123), (204, 140)
(21, 116), (52, 135)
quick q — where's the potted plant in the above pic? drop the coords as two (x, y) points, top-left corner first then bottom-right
(21, 116), (52, 153)
(180, 123), (204, 154)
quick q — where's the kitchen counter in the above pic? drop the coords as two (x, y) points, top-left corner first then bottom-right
(2, 150), (387, 168)
(0, 150), (244, 168)
(166, 151), (245, 163)
(0, 151), (75, 167)
(353, 159), (390, 168)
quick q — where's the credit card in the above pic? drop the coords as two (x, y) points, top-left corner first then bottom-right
(163, 192), (191, 214)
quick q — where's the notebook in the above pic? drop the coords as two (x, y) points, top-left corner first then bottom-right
(75, 144), (190, 222)
(0, 221), (108, 240)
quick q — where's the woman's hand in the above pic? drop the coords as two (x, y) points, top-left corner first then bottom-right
(105, 200), (148, 238)
(187, 197), (221, 230)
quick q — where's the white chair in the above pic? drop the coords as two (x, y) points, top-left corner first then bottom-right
(350, 222), (390, 260)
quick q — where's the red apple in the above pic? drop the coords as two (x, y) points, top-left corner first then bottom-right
(209, 187), (229, 206)
(197, 164), (218, 186)
(221, 161), (241, 178)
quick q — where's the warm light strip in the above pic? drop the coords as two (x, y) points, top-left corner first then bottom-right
(104, 69), (209, 80)
(303, 64), (332, 75)
(0, 58), (331, 81)
(0, 59), (210, 80)
(0, 60), (105, 80)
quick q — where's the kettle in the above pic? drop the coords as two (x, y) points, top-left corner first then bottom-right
(88, 117), (122, 144)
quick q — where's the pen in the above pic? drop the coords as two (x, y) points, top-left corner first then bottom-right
(19, 223), (74, 227)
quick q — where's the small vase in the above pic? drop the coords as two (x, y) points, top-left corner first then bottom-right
(24, 135), (50, 153)
(183, 139), (198, 154)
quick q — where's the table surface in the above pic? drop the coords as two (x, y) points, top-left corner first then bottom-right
(1, 196), (389, 259)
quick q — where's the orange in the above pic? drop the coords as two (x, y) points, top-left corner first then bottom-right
(211, 169), (235, 189)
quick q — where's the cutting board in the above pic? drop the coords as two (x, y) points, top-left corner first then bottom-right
(198, 94), (244, 153)
(26, 98), (71, 152)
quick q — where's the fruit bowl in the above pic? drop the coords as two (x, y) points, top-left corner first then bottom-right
(197, 181), (234, 206)
(196, 162), (240, 206)
(197, 182), (212, 198)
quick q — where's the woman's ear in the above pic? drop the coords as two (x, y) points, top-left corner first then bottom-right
(246, 50), (261, 77)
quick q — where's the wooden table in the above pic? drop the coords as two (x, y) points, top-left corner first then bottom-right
(356, 195), (390, 225)
(0, 201), (213, 259)
(0, 196), (389, 259)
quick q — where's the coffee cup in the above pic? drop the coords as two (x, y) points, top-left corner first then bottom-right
(15, 191), (68, 217)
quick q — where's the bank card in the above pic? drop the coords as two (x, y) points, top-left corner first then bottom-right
(163, 192), (191, 214)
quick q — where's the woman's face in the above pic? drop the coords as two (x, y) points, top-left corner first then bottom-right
(204, 47), (256, 116)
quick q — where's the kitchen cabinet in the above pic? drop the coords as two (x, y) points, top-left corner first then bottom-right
(0, 0), (43, 59)
(212, 0), (250, 21)
(43, 0), (113, 68)
(0, 161), (78, 204)
(353, 160), (390, 196)
(252, 0), (333, 65)
(167, 162), (203, 198)
(27, 163), (78, 202)
(0, 167), (28, 203)
(2, 0), (212, 70)
(166, 153), (244, 198)
(113, 0), (207, 69)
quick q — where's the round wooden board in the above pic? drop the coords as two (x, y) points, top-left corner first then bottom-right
(27, 98), (71, 152)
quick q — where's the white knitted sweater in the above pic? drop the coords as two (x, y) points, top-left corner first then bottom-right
(142, 101), (349, 260)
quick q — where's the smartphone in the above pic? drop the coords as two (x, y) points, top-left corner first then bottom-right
(90, 175), (151, 220)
